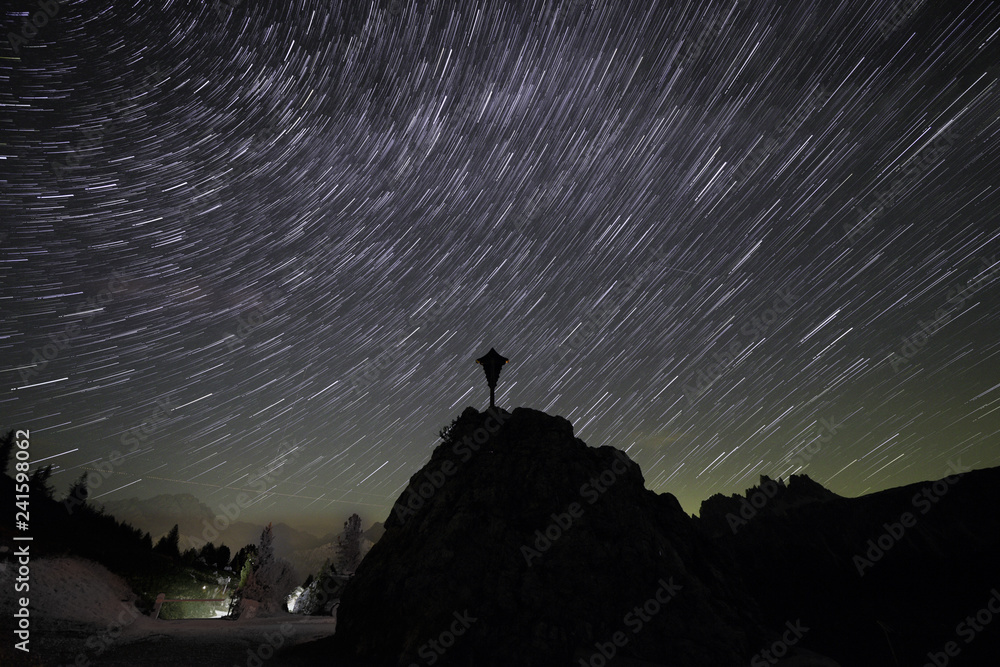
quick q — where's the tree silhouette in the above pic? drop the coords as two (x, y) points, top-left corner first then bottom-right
(29, 464), (55, 499)
(228, 549), (257, 618)
(199, 542), (218, 567)
(230, 543), (257, 573)
(0, 430), (13, 475)
(337, 513), (364, 574)
(239, 523), (297, 613)
(153, 524), (181, 559)
(215, 544), (231, 570)
(257, 522), (275, 570)
(64, 472), (89, 514)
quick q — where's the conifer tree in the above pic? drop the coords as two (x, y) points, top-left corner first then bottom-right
(238, 523), (297, 614)
(0, 430), (13, 475)
(154, 524), (181, 559)
(64, 472), (89, 514)
(28, 464), (55, 499)
(337, 513), (364, 574)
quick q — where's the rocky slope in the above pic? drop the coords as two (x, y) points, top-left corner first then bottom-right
(700, 464), (1000, 666)
(295, 406), (1000, 666)
(331, 406), (764, 666)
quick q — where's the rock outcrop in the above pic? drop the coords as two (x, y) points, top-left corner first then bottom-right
(697, 473), (842, 537)
(286, 408), (1000, 666)
(703, 463), (1000, 666)
(331, 407), (763, 666)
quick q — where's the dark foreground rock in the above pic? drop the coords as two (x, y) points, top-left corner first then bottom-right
(313, 405), (1000, 667)
(700, 464), (1000, 667)
(330, 407), (763, 666)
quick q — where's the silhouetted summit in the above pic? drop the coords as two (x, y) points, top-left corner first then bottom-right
(331, 406), (763, 666)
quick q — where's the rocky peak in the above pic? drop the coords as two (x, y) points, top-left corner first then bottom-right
(332, 406), (762, 666)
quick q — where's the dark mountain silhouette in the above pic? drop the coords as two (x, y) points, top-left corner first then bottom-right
(704, 466), (1000, 666)
(326, 407), (766, 666)
(697, 473), (843, 537)
(362, 520), (385, 543)
(285, 406), (1000, 667)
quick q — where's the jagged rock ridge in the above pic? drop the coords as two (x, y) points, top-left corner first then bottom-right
(697, 473), (842, 537)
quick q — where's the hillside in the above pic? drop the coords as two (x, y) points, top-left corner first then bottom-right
(305, 406), (1000, 666)
(330, 407), (765, 666)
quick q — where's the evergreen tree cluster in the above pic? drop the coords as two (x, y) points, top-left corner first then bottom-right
(288, 512), (368, 616)
(1, 430), (364, 620)
(230, 523), (298, 616)
(0, 430), (247, 614)
(337, 512), (364, 574)
(290, 559), (344, 616)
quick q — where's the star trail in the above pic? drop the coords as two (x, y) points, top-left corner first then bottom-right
(2, 0), (999, 529)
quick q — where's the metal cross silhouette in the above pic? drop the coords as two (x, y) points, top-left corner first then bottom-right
(475, 348), (508, 409)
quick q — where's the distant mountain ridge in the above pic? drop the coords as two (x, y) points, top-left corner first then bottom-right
(98, 493), (326, 550)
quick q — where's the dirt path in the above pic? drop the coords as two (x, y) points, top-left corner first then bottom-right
(14, 613), (337, 667)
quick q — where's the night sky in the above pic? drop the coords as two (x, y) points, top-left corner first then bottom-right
(3, 0), (999, 533)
